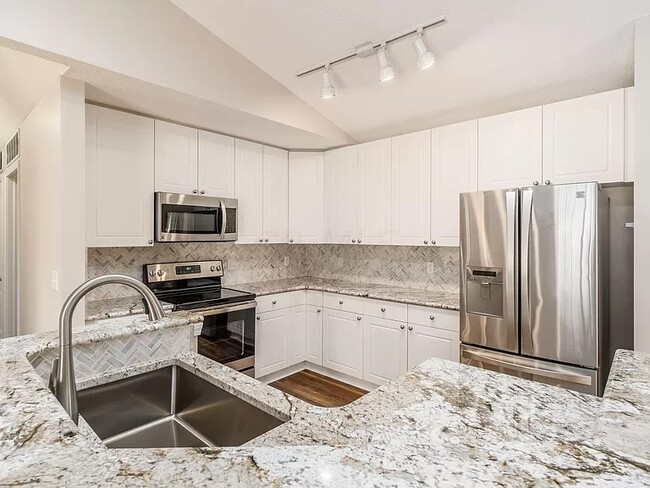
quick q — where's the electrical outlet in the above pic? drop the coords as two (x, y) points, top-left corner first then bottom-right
(284, 256), (289, 267)
(228, 259), (237, 271)
(427, 262), (434, 275)
(337, 257), (343, 268)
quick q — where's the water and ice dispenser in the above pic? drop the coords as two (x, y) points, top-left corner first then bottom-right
(464, 267), (504, 318)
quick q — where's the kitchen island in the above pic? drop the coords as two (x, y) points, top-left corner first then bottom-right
(1, 314), (649, 486)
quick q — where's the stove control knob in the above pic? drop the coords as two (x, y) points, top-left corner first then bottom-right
(210, 265), (216, 272)
(148, 270), (155, 277)
(156, 270), (164, 277)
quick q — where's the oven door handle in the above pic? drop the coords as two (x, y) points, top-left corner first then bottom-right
(192, 300), (257, 316)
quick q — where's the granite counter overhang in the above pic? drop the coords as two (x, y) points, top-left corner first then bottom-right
(2, 313), (650, 485)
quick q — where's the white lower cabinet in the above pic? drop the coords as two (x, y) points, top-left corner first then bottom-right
(322, 309), (364, 379)
(363, 316), (407, 385)
(407, 324), (459, 370)
(255, 309), (288, 377)
(286, 306), (306, 365)
(305, 305), (323, 365)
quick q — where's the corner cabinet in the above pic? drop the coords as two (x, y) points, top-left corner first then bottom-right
(324, 146), (358, 244)
(289, 152), (324, 243)
(86, 105), (155, 247)
(478, 106), (543, 190)
(262, 146), (289, 243)
(542, 89), (625, 185)
(391, 130), (431, 246)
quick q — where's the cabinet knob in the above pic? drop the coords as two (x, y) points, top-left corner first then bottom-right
(430, 315), (435, 321)
(339, 300), (344, 305)
(272, 300), (277, 305)
(192, 189), (198, 194)
(148, 240), (153, 245)
(432, 241), (436, 245)
(400, 324), (405, 330)
(424, 240), (428, 245)
(317, 309), (321, 313)
(544, 180), (551, 186)
(381, 307), (386, 312)
(259, 238), (263, 242)
(200, 190), (205, 195)
(408, 326), (413, 331)
(264, 238), (269, 242)
(352, 239), (356, 243)
(533, 181), (539, 186)
(256, 316), (260, 320)
(290, 239), (294, 243)
(357, 240), (361, 244)
(357, 317), (362, 321)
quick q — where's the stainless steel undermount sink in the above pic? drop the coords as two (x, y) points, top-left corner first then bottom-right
(78, 365), (286, 448)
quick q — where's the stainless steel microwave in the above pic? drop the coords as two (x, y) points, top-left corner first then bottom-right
(155, 192), (238, 242)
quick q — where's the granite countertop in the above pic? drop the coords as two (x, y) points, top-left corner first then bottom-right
(85, 296), (174, 322)
(233, 276), (460, 311)
(2, 315), (650, 485)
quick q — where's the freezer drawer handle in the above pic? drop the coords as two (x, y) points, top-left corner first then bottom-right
(464, 349), (593, 386)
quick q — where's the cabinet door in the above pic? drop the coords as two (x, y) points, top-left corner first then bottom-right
(363, 316), (407, 385)
(625, 87), (635, 182)
(198, 130), (235, 197)
(235, 140), (263, 243)
(286, 306), (306, 366)
(322, 309), (363, 379)
(256, 309), (288, 377)
(407, 324), (459, 370)
(391, 130), (431, 246)
(262, 146), (289, 243)
(324, 146), (358, 244)
(431, 121), (478, 247)
(305, 305), (323, 365)
(543, 89), (624, 185)
(289, 152), (324, 243)
(86, 105), (155, 247)
(358, 139), (392, 245)
(154, 120), (198, 194)
(478, 107), (542, 190)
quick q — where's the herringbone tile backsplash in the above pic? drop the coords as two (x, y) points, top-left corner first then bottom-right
(87, 243), (459, 300)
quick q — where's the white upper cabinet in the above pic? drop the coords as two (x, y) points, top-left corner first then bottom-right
(154, 120), (198, 194)
(262, 146), (289, 243)
(289, 152), (324, 243)
(235, 140), (264, 243)
(86, 105), (155, 247)
(625, 87), (635, 182)
(478, 107), (543, 190)
(358, 138), (392, 245)
(391, 130), (431, 246)
(198, 130), (235, 197)
(324, 146), (358, 244)
(543, 89), (625, 185)
(431, 121), (478, 247)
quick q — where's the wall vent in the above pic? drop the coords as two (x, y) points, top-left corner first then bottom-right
(6, 130), (19, 165)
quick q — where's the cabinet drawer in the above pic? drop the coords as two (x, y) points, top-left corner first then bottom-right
(363, 299), (407, 322)
(408, 305), (459, 332)
(305, 290), (323, 307)
(256, 291), (305, 313)
(323, 293), (364, 314)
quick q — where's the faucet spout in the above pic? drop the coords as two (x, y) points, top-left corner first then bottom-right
(49, 275), (165, 424)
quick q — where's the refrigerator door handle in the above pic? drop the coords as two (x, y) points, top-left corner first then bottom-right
(463, 348), (593, 386)
(520, 187), (534, 351)
(505, 189), (518, 346)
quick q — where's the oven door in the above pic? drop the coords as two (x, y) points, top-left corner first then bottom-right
(196, 301), (256, 374)
(156, 192), (237, 242)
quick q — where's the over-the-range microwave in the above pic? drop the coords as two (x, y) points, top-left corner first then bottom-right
(155, 192), (238, 242)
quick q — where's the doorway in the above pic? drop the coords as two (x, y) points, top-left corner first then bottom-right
(2, 162), (19, 338)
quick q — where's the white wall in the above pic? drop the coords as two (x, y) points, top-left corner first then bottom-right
(634, 16), (650, 352)
(18, 76), (85, 335)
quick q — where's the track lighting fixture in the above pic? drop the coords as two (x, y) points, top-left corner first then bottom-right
(376, 44), (395, 82)
(412, 29), (436, 70)
(320, 64), (335, 99)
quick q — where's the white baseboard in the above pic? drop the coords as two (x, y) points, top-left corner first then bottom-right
(257, 361), (378, 392)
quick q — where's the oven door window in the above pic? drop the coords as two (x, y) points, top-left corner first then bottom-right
(198, 307), (255, 367)
(161, 203), (222, 235)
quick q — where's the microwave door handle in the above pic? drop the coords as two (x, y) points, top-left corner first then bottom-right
(220, 200), (227, 239)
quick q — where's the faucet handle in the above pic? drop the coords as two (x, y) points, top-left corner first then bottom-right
(48, 357), (59, 395)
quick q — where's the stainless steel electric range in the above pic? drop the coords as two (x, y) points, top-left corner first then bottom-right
(143, 260), (257, 375)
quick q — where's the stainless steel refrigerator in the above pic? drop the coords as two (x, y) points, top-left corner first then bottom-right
(459, 182), (609, 395)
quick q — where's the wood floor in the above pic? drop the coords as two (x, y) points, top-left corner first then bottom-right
(269, 370), (367, 407)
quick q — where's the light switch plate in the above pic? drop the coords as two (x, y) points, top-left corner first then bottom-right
(284, 256), (289, 267)
(427, 262), (434, 275)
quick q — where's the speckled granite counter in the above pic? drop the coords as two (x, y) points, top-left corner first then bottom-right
(85, 296), (174, 322)
(1, 314), (650, 485)
(234, 276), (460, 311)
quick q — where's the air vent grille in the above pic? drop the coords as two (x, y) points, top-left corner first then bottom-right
(6, 130), (19, 164)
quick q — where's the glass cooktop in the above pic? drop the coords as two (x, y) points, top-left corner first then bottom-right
(155, 287), (255, 311)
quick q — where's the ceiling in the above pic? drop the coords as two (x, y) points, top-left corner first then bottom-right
(0, 46), (67, 145)
(171, 0), (650, 143)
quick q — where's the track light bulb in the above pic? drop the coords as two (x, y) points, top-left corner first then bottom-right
(321, 65), (335, 99)
(413, 31), (436, 70)
(376, 45), (395, 82)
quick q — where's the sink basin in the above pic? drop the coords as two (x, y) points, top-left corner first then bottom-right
(78, 365), (286, 448)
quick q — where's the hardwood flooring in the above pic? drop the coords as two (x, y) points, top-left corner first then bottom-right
(269, 370), (367, 408)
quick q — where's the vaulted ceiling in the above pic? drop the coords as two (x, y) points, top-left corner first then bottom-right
(171, 0), (650, 143)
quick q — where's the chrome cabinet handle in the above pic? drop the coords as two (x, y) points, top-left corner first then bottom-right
(533, 181), (539, 186)
(400, 325), (405, 330)
(148, 240), (153, 245)
(256, 316), (260, 320)
(429, 315), (435, 320)
(424, 240), (428, 245)
(357, 240), (361, 244)
(357, 317), (362, 321)
(408, 326), (413, 331)
(290, 239), (294, 243)
(432, 240), (436, 245)
(352, 239), (356, 243)
(192, 189), (198, 194)
(339, 300), (343, 305)
(259, 238), (263, 242)
(544, 180), (551, 185)
(381, 307), (386, 312)
(317, 309), (321, 313)
(272, 300), (277, 305)
(264, 238), (269, 242)
(200, 190), (205, 194)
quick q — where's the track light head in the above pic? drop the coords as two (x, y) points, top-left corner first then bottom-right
(413, 31), (436, 70)
(320, 65), (335, 99)
(376, 44), (395, 82)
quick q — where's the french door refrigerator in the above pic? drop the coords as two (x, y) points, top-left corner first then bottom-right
(459, 182), (609, 395)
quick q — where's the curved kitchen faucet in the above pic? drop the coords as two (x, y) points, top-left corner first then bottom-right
(49, 275), (165, 424)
